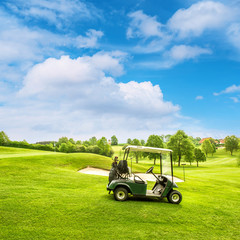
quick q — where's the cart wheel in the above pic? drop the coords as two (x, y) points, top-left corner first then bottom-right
(114, 187), (128, 201)
(167, 190), (182, 204)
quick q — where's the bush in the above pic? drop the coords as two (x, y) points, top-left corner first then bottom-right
(87, 145), (101, 154)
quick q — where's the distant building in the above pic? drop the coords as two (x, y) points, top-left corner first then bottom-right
(199, 137), (212, 144)
(219, 139), (225, 144)
(199, 138), (225, 145)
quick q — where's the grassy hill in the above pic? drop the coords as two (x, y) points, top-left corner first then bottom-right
(0, 146), (239, 239)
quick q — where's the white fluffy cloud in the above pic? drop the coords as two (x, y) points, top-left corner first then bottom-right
(0, 8), (104, 85)
(127, 1), (240, 65)
(196, 96), (204, 100)
(227, 23), (240, 50)
(127, 10), (164, 39)
(76, 29), (104, 48)
(4, 0), (101, 29)
(167, 45), (212, 61)
(10, 52), (181, 142)
(230, 97), (239, 103)
(19, 52), (179, 116)
(168, 1), (234, 38)
(214, 84), (240, 96)
(137, 44), (212, 69)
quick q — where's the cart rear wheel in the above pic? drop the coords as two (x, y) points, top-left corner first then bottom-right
(167, 190), (182, 204)
(114, 187), (128, 201)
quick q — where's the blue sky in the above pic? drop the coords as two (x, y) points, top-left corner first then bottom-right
(0, 0), (240, 142)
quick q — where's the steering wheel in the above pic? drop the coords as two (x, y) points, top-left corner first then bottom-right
(146, 166), (154, 174)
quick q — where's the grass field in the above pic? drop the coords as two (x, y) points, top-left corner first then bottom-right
(0, 146), (240, 239)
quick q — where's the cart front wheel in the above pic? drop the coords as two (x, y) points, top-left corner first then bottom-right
(167, 190), (182, 204)
(114, 187), (128, 201)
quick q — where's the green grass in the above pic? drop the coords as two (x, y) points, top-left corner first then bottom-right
(0, 146), (240, 239)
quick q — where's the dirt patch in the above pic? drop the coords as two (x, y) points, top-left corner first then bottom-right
(78, 167), (183, 182)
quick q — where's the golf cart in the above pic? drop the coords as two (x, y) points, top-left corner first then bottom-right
(107, 145), (182, 204)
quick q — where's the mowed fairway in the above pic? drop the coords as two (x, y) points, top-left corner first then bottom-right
(0, 147), (240, 239)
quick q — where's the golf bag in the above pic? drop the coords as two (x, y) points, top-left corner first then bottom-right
(108, 160), (129, 184)
(117, 160), (129, 175)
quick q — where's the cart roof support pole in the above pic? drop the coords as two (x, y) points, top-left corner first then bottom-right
(170, 151), (173, 183)
(160, 153), (163, 175)
(123, 148), (130, 161)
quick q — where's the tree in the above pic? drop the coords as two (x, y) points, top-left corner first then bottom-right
(184, 150), (194, 165)
(57, 137), (68, 147)
(140, 139), (145, 146)
(0, 131), (10, 146)
(225, 135), (239, 155)
(59, 143), (68, 153)
(167, 130), (194, 166)
(159, 135), (164, 141)
(67, 142), (75, 153)
(97, 137), (113, 157)
(211, 143), (216, 156)
(202, 139), (214, 157)
(131, 138), (141, 163)
(164, 134), (172, 143)
(69, 138), (75, 145)
(127, 138), (132, 144)
(89, 136), (97, 146)
(83, 140), (90, 146)
(111, 135), (118, 145)
(194, 148), (206, 167)
(189, 136), (201, 146)
(145, 135), (164, 165)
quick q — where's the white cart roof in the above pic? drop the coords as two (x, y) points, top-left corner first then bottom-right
(125, 145), (172, 153)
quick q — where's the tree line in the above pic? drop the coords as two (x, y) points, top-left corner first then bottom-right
(0, 131), (114, 157)
(0, 130), (239, 165)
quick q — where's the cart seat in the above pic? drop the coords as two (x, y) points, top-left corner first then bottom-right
(134, 175), (147, 184)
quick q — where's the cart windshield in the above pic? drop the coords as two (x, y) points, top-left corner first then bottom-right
(124, 145), (173, 177)
(162, 154), (172, 176)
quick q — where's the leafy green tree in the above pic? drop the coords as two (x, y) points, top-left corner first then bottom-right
(69, 138), (75, 145)
(0, 131), (10, 145)
(194, 148), (206, 167)
(145, 135), (164, 165)
(127, 138), (132, 144)
(59, 143), (68, 153)
(167, 130), (194, 166)
(140, 139), (145, 146)
(111, 135), (118, 145)
(89, 136), (97, 146)
(224, 135), (239, 155)
(97, 137), (113, 157)
(164, 134), (172, 143)
(211, 143), (216, 156)
(189, 136), (201, 146)
(208, 138), (216, 146)
(57, 137), (68, 147)
(159, 135), (164, 141)
(83, 140), (90, 146)
(87, 145), (101, 154)
(131, 138), (142, 163)
(67, 142), (76, 153)
(202, 139), (214, 157)
(78, 145), (86, 152)
(184, 150), (194, 165)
